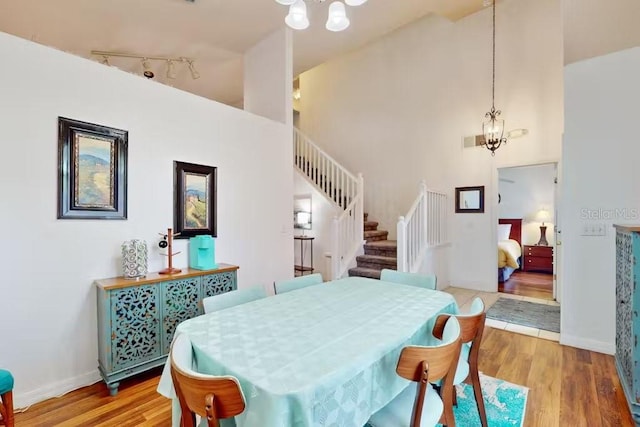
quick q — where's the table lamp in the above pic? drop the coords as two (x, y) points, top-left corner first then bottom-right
(536, 208), (551, 246)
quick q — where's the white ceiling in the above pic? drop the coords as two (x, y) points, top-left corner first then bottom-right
(0, 0), (486, 106)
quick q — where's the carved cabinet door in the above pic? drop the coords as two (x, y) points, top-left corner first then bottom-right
(201, 272), (237, 300)
(110, 284), (162, 371)
(160, 277), (201, 354)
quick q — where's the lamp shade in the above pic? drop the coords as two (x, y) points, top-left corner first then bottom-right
(276, 0), (297, 4)
(345, 0), (367, 5)
(326, 1), (350, 32)
(536, 208), (551, 224)
(285, 0), (310, 30)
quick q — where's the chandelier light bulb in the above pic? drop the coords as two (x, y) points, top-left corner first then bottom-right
(326, 1), (350, 32)
(275, 0), (297, 4)
(285, 0), (310, 30)
(345, 0), (367, 5)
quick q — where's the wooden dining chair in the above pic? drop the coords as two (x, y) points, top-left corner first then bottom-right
(202, 286), (267, 314)
(170, 334), (246, 427)
(380, 269), (437, 290)
(274, 273), (323, 294)
(432, 297), (487, 427)
(0, 369), (14, 427)
(368, 316), (462, 427)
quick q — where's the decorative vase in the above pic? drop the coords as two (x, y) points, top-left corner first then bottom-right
(121, 239), (148, 279)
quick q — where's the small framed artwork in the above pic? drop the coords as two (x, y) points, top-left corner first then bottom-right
(455, 185), (485, 213)
(57, 117), (128, 219)
(174, 161), (217, 239)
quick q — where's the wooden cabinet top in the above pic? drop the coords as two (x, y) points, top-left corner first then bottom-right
(94, 263), (239, 290)
(614, 225), (640, 233)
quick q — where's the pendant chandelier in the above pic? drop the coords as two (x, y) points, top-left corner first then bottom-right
(482, 0), (507, 156)
(275, 0), (367, 32)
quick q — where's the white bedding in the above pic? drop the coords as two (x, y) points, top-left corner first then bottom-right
(498, 239), (521, 269)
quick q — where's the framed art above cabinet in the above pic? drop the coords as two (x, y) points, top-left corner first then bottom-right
(57, 117), (128, 219)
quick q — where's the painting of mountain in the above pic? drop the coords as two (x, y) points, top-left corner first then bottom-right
(75, 135), (113, 207)
(184, 172), (208, 229)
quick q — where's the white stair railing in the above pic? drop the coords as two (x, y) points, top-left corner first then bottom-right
(293, 128), (364, 279)
(397, 181), (448, 273)
(332, 174), (364, 279)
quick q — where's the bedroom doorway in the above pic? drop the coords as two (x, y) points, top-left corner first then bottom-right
(497, 163), (558, 301)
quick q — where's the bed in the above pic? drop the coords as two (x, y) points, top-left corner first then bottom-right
(498, 218), (522, 282)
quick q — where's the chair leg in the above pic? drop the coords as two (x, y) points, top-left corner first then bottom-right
(1, 390), (14, 427)
(469, 370), (488, 427)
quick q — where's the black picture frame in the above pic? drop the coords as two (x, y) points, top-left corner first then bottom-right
(455, 186), (485, 213)
(174, 161), (217, 239)
(57, 117), (128, 219)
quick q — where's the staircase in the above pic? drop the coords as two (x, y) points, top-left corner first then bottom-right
(348, 213), (397, 279)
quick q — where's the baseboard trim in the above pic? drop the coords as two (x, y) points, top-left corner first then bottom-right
(15, 370), (101, 409)
(560, 333), (614, 355)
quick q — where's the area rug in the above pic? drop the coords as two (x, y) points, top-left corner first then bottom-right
(486, 297), (560, 333)
(365, 374), (528, 427)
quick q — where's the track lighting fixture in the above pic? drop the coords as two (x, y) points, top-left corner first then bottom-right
(91, 51), (201, 81)
(166, 60), (176, 79)
(141, 58), (155, 79)
(186, 59), (200, 80)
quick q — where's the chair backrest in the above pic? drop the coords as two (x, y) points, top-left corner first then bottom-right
(380, 269), (437, 290)
(202, 286), (267, 314)
(170, 334), (246, 427)
(274, 273), (323, 294)
(432, 297), (486, 346)
(395, 316), (462, 427)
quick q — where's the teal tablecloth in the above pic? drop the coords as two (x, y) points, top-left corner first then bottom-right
(167, 276), (457, 427)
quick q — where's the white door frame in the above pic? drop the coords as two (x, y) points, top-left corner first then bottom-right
(491, 158), (561, 300)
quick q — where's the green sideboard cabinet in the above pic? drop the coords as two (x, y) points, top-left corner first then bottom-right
(95, 264), (238, 395)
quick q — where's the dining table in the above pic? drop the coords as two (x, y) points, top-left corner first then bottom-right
(157, 276), (458, 427)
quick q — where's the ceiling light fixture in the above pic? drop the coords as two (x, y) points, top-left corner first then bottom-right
(186, 59), (200, 80)
(276, 0), (367, 32)
(166, 60), (176, 79)
(91, 51), (201, 81)
(482, 0), (507, 156)
(141, 58), (155, 79)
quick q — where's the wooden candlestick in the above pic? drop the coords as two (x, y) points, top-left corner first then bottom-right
(159, 228), (182, 275)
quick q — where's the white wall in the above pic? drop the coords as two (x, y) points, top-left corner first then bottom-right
(499, 163), (556, 246)
(244, 28), (293, 125)
(299, 0), (563, 292)
(562, 47), (640, 354)
(0, 31), (293, 406)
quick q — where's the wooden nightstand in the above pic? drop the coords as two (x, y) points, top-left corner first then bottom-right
(523, 245), (553, 273)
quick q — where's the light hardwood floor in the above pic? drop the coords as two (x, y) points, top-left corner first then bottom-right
(14, 327), (633, 426)
(499, 270), (554, 300)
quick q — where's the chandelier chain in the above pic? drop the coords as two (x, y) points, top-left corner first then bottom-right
(491, 0), (496, 110)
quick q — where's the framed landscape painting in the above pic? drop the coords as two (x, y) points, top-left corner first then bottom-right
(174, 161), (217, 238)
(57, 117), (128, 219)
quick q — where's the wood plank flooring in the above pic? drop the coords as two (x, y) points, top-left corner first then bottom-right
(15, 328), (633, 426)
(499, 270), (554, 300)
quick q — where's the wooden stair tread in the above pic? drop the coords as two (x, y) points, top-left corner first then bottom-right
(364, 240), (397, 248)
(364, 230), (388, 237)
(356, 254), (397, 264)
(348, 267), (382, 279)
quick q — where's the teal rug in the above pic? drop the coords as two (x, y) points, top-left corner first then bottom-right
(366, 373), (528, 427)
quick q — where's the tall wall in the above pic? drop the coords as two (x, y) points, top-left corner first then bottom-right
(562, 47), (640, 353)
(298, 0), (563, 291)
(0, 31), (293, 406)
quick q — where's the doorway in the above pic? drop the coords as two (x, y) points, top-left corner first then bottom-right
(497, 163), (557, 301)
